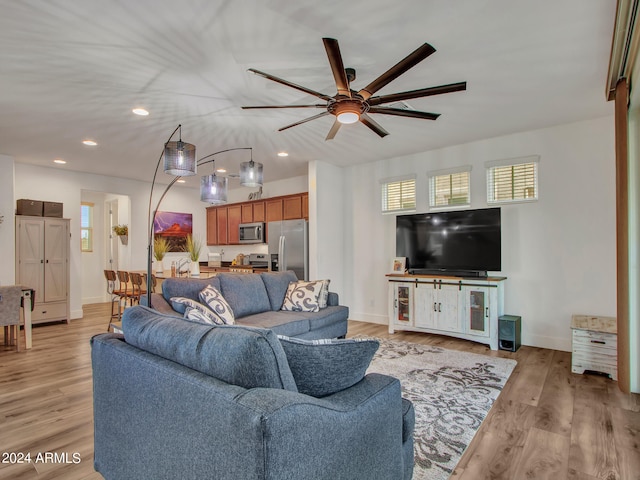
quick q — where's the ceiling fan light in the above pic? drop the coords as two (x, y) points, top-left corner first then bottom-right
(164, 140), (197, 176)
(240, 160), (263, 187)
(200, 174), (228, 204)
(337, 111), (360, 124)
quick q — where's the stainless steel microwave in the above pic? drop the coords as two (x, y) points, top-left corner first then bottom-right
(239, 222), (265, 244)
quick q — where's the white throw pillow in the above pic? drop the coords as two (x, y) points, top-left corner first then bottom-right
(199, 285), (235, 325)
(170, 297), (224, 325)
(281, 281), (324, 313)
(318, 279), (331, 309)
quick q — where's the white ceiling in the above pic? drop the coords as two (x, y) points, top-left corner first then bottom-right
(0, 0), (616, 191)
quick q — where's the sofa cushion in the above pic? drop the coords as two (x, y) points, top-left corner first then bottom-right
(236, 311), (310, 337)
(277, 335), (379, 397)
(281, 280), (324, 313)
(260, 270), (299, 310)
(171, 296), (221, 322)
(217, 273), (271, 318)
(199, 285), (235, 325)
(162, 277), (221, 304)
(183, 305), (224, 325)
(122, 306), (298, 392)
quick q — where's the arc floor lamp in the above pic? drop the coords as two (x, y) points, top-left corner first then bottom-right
(146, 124), (259, 309)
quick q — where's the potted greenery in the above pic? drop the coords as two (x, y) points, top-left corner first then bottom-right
(113, 224), (128, 245)
(183, 234), (202, 276)
(153, 236), (169, 274)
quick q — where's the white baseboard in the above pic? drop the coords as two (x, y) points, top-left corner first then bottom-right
(522, 333), (571, 352)
(71, 308), (83, 320)
(348, 312), (388, 325)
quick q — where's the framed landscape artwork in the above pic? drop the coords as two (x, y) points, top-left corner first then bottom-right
(153, 211), (193, 252)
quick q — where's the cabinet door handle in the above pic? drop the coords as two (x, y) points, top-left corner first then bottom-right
(438, 302), (442, 312)
(590, 340), (606, 345)
(433, 302), (437, 311)
(485, 307), (489, 318)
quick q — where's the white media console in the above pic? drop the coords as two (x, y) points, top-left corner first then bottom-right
(387, 274), (506, 350)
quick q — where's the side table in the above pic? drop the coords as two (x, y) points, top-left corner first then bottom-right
(571, 314), (617, 381)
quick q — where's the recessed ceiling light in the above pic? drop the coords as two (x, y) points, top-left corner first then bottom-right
(132, 108), (149, 116)
(277, 151), (289, 157)
(216, 168), (227, 173)
(82, 140), (97, 146)
(53, 159), (66, 164)
(176, 179), (186, 183)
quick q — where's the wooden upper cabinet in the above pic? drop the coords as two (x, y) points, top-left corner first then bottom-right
(301, 193), (309, 219)
(241, 204), (253, 223)
(217, 207), (228, 245)
(283, 195), (302, 220)
(266, 198), (283, 222)
(227, 205), (242, 244)
(252, 201), (265, 222)
(206, 207), (218, 245)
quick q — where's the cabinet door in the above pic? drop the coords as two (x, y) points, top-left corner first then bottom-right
(465, 287), (490, 336)
(266, 198), (283, 222)
(227, 205), (242, 244)
(436, 285), (461, 332)
(301, 193), (309, 219)
(217, 208), (228, 245)
(16, 217), (45, 297)
(252, 201), (265, 222)
(414, 281), (438, 329)
(241, 204), (253, 223)
(206, 208), (218, 245)
(283, 195), (302, 220)
(393, 283), (413, 325)
(44, 219), (68, 303)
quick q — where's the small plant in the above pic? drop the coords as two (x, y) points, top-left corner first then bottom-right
(153, 236), (169, 261)
(183, 234), (202, 262)
(113, 224), (128, 236)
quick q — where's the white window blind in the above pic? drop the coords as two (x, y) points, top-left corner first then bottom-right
(486, 156), (539, 204)
(428, 167), (471, 208)
(81, 202), (93, 252)
(381, 177), (416, 213)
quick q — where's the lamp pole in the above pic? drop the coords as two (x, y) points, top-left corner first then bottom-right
(146, 142), (253, 309)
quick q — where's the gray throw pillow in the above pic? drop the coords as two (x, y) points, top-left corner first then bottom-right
(277, 335), (379, 397)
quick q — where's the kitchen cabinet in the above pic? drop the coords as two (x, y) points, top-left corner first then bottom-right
(253, 201), (265, 222)
(283, 195), (302, 220)
(241, 204), (253, 223)
(227, 205), (242, 244)
(301, 193), (308, 219)
(206, 208), (218, 245)
(217, 207), (228, 245)
(387, 274), (505, 350)
(16, 216), (70, 324)
(266, 198), (283, 222)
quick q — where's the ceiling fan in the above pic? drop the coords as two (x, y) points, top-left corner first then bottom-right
(242, 38), (466, 140)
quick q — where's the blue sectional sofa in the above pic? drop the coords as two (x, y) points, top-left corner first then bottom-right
(142, 270), (349, 340)
(91, 307), (415, 480)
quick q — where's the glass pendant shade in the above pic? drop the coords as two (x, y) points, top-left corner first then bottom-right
(164, 140), (197, 176)
(239, 160), (263, 187)
(200, 174), (228, 205)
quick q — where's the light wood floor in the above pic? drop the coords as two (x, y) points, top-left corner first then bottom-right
(1, 304), (638, 480)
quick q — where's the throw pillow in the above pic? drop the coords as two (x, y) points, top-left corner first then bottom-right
(281, 280), (324, 313)
(199, 285), (235, 325)
(318, 279), (331, 309)
(183, 306), (221, 325)
(170, 297), (224, 325)
(277, 335), (379, 397)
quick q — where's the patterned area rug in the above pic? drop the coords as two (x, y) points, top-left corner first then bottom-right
(362, 337), (517, 480)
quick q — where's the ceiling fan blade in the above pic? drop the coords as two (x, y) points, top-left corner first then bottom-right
(278, 111), (330, 132)
(368, 81), (467, 106)
(242, 104), (326, 109)
(322, 38), (351, 97)
(248, 68), (333, 101)
(369, 107), (440, 120)
(357, 43), (436, 101)
(360, 113), (389, 138)
(325, 120), (342, 140)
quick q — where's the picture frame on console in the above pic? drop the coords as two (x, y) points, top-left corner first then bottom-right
(391, 257), (406, 273)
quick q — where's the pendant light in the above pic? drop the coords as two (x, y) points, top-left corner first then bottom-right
(239, 149), (263, 187)
(200, 173), (228, 205)
(164, 126), (196, 176)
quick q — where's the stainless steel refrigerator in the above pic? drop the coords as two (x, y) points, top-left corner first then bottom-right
(268, 219), (308, 280)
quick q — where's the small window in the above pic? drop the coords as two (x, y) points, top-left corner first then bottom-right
(428, 167), (471, 209)
(81, 202), (94, 252)
(381, 176), (416, 214)
(486, 156), (539, 204)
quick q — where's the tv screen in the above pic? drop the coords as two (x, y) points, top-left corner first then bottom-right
(396, 208), (501, 276)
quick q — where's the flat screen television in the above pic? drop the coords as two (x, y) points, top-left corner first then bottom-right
(396, 207), (501, 277)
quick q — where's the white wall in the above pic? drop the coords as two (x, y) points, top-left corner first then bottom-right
(0, 155), (16, 286)
(332, 116), (616, 351)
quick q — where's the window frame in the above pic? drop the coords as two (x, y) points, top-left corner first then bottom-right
(486, 155), (540, 205)
(380, 175), (417, 214)
(427, 166), (472, 210)
(80, 202), (94, 252)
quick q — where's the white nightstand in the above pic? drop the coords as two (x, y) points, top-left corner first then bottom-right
(571, 315), (617, 381)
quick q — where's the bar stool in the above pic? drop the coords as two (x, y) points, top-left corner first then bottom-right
(129, 272), (147, 305)
(104, 270), (124, 321)
(116, 270), (135, 319)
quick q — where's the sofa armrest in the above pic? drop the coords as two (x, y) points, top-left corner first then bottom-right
(235, 373), (405, 479)
(327, 291), (339, 306)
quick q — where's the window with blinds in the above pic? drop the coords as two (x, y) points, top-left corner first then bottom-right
(381, 177), (416, 213)
(81, 202), (94, 252)
(486, 156), (539, 203)
(428, 169), (470, 208)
